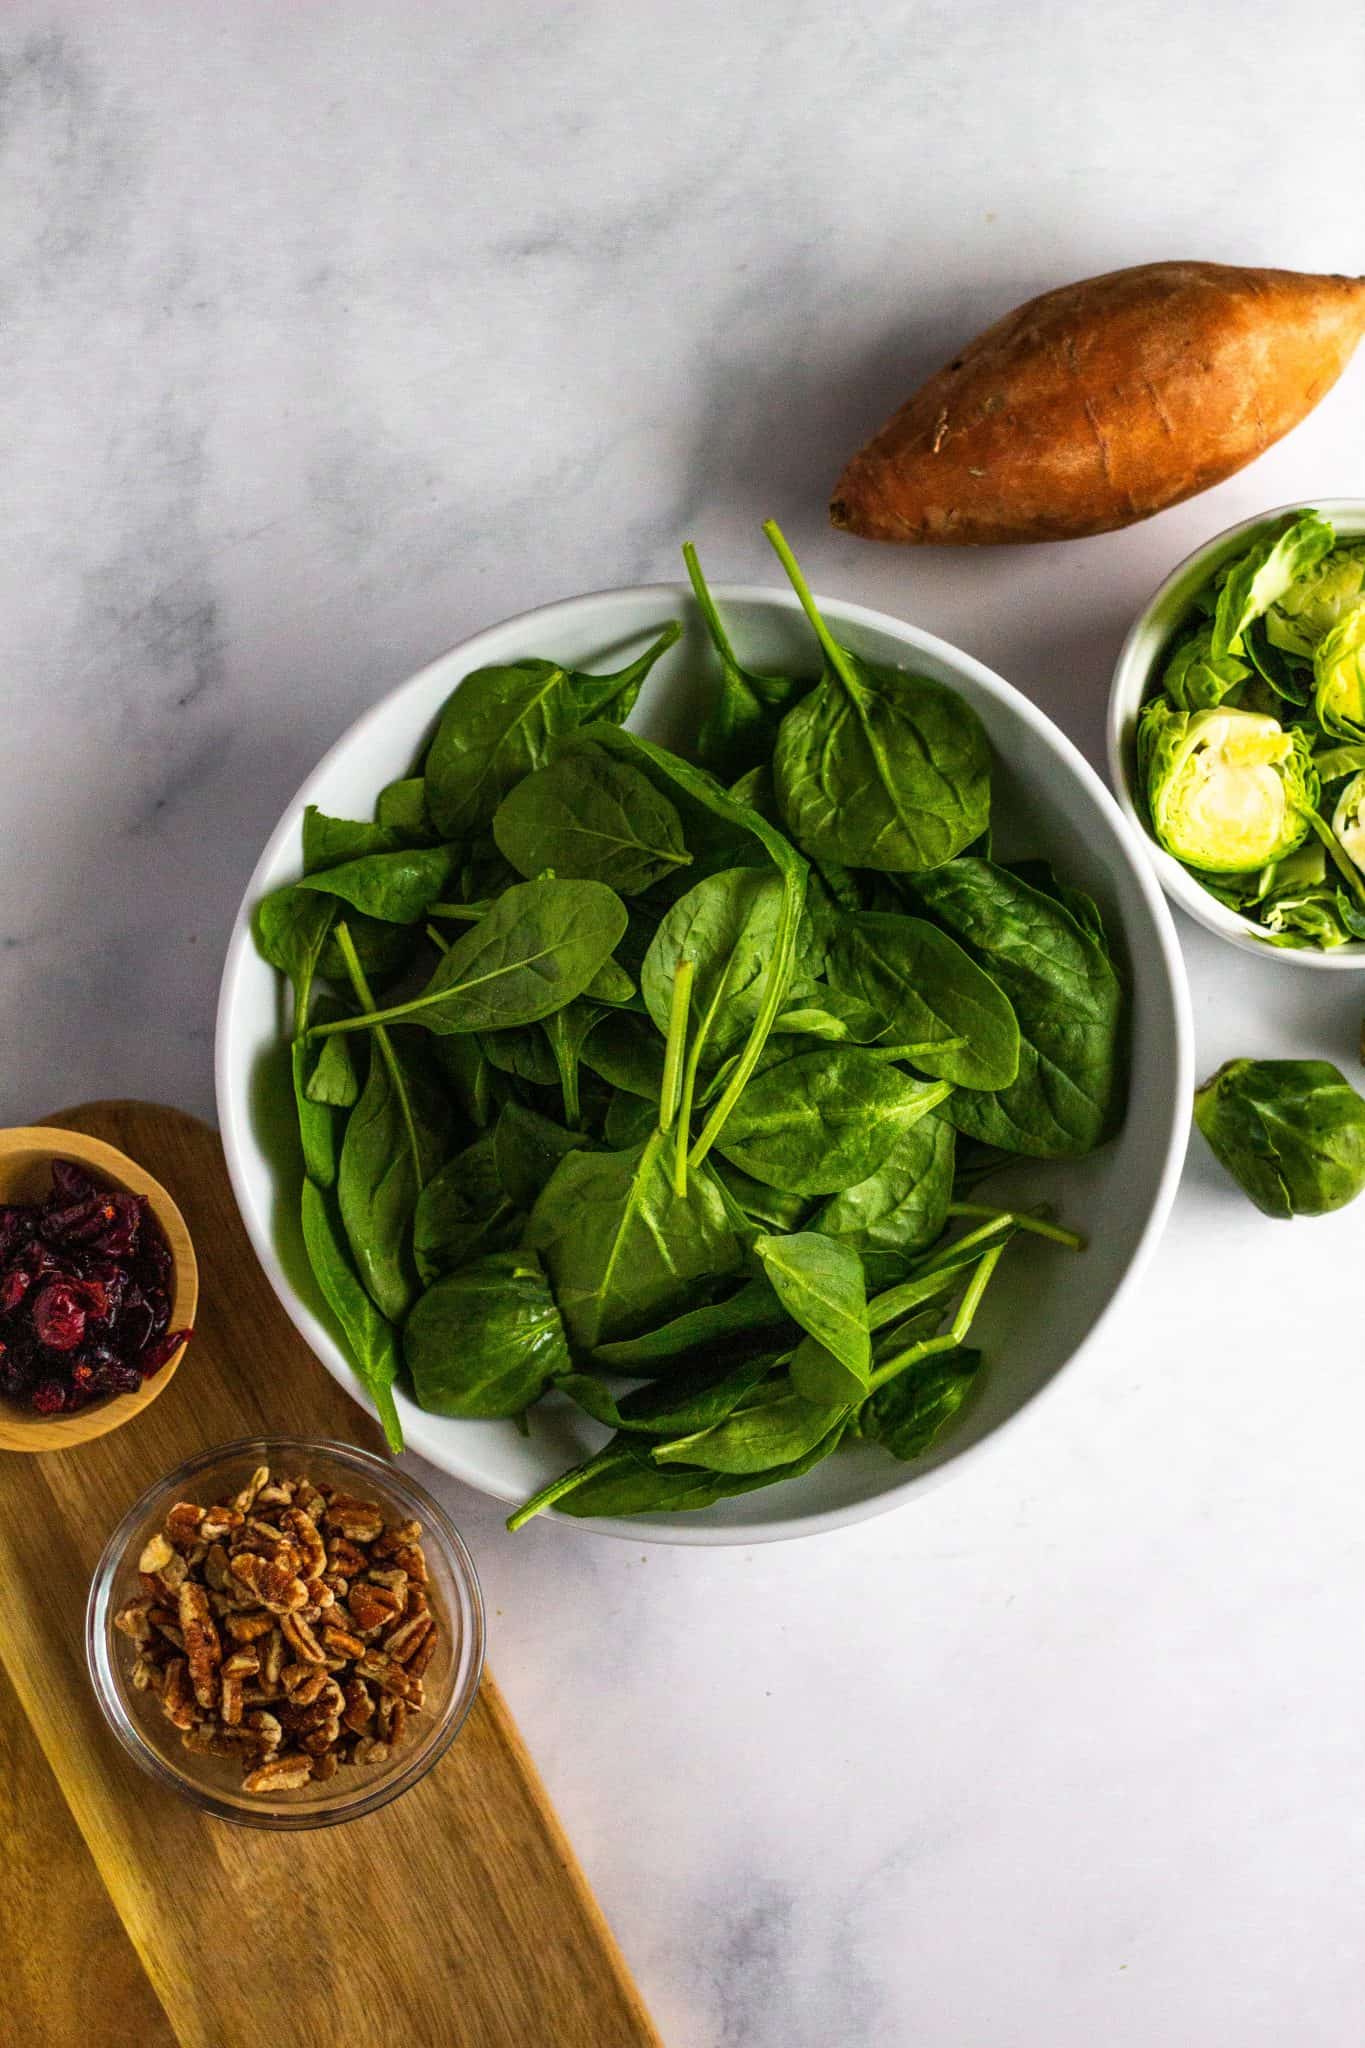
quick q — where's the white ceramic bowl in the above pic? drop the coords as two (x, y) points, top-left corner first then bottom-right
(1107, 499), (1365, 970)
(218, 583), (1192, 1544)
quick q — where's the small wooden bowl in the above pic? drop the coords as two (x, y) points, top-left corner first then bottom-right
(0, 1126), (198, 1454)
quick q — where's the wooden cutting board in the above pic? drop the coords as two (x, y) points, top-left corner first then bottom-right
(0, 1101), (661, 2048)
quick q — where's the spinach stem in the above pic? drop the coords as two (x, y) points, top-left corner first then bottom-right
(682, 541), (740, 671)
(658, 959), (693, 1138)
(333, 921), (427, 1192)
(425, 924), (450, 953)
(868, 1242), (1005, 1391)
(762, 518), (859, 694)
(687, 874), (805, 1171)
(428, 900), (489, 921)
(946, 1202), (1086, 1251)
(505, 1445), (626, 1532)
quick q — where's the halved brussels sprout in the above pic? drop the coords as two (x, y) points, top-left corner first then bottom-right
(1141, 702), (1317, 874)
(1331, 769), (1365, 874)
(1314, 609), (1365, 740)
(1266, 545), (1365, 658)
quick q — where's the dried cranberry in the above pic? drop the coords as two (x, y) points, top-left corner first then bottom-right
(0, 1207), (26, 1259)
(31, 1379), (67, 1415)
(0, 1264), (32, 1313)
(141, 1328), (191, 1377)
(0, 1338), (36, 1398)
(31, 1280), (89, 1352)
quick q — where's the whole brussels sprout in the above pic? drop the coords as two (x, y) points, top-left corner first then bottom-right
(1315, 609), (1365, 741)
(1194, 1058), (1365, 1217)
(1266, 545), (1365, 658)
(1140, 702), (1317, 873)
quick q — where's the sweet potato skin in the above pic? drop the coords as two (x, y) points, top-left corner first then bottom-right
(831, 262), (1365, 546)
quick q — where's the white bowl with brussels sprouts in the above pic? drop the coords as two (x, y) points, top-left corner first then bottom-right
(219, 536), (1192, 1544)
(1108, 500), (1365, 967)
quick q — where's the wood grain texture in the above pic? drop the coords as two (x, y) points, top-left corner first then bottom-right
(0, 1101), (660, 2048)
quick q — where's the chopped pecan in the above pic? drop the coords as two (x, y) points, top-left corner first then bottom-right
(407, 1628), (437, 1681)
(222, 1646), (260, 1680)
(156, 1551), (189, 1594)
(280, 1507), (326, 1579)
(131, 1653), (163, 1694)
(373, 1518), (423, 1559)
(280, 1612), (326, 1665)
(228, 1550), (307, 1615)
(242, 1752), (312, 1794)
(138, 1533), (175, 1575)
(341, 1678), (374, 1733)
(326, 1536), (368, 1577)
(405, 1583), (430, 1620)
(376, 1695), (408, 1747)
(323, 1495), (385, 1544)
(304, 1576), (335, 1612)
(203, 1542), (232, 1593)
(366, 1567), (409, 1592)
(350, 1736), (390, 1768)
(220, 1674), (245, 1726)
(322, 1623), (366, 1661)
(178, 1581), (222, 1711)
(262, 1627), (286, 1690)
(293, 1478), (326, 1518)
(255, 1476), (296, 1508)
(382, 1613), (432, 1666)
(224, 1609), (274, 1644)
(281, 1664), (328, 1706)
(114, 1601), (154, 1644)
(199, 1505), (243, 1544)
(165, 1502), (206, 1549)
(347, 1580), (403, 1635)
(247, 1709), (282, 1756)
(310, 1750), (339, 1782)
(355, 1652), (421, 1703)
(159, 1657), (196, 1731)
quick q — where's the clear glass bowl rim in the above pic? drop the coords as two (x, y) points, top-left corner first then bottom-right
(86, 1435), (485, 1830)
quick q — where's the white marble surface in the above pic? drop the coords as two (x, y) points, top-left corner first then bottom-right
(6, 4), (1365, 2041)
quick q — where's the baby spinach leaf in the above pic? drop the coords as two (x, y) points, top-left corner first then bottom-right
(642, 868), (789, 1077)
(302, 805), (403, 873)
(493, 752), (691, 893)
(815, 1110), (955, 1279)
(493, 1102), (592, 1212)
(766, 522), (990, 873)
(914, 859), (1123, 1157)
(857, 1347), (980, 1460)
(652, 1376), (847, 1475)
(253, 885), (341, 1187)
(433, 1032), (500, 1129)
(310, 878), (629, 1039)
(715, 1048), (952, 1195)
(528, 1127), (740, 1349)
(297, 846), (457, 925)
(826, 913), (1019, 1090)
(412, 1134), (522, 1284)
(318, 911), (416, 986)
(560, 1349), (777, 1435)
(584, 957), (636, 1005)
(374, 776), (437, 842)
(713, 1160), (811, 1236)
(479, 1022), (560, 1087)
(754, 1231), (870, 1405)
(304, 1025), (360, 1108)
(1005, 860), (1111, 955)
(424, 622), (681, 838)
(555, 722), (809, 1168)
(603, 1090), (659, 1149)
(581, 1008), (667, 1101)
(768, 987), (889, 1043)
(338, 1033), (448, 1322)
(543, 999), (605, 1128)
(406, 1251), (571, 1417)
(299, 1179), (402, 1451)
(590, 1275), (792, 1372)
(684, 541), (804, 780)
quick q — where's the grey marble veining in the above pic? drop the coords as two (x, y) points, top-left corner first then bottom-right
(6, 5), (1365, 2043)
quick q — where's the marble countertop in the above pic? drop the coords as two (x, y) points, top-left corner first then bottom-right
(7, 5), (1365, 2041)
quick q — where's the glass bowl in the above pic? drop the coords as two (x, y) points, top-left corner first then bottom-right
(86, 1436), (484, 1829)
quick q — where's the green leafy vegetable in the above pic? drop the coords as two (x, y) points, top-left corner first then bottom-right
(412, 1135), (521, 1283)
(310, 878), (628, 1039)
(1211, 511), (1334, 659)
(424, 623), (681, 838)
(300, 1180), (403, 1450)
(405, 1251), (571, 1416)
(493, 751), (691, 892)
(825, 912), (1019, 1089)
(715, 1048), (951, 1195)
(915, 860), (1122, 1158)
(766, 521), (990, 872)
(1194, 1058), (1365, 1217)
(297, 846), (457, 924)
(754, 1230), (869, 1405)
(684, 541), (804, 779)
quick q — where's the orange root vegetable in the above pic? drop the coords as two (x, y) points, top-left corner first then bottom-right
(830, 261), (1365, 547)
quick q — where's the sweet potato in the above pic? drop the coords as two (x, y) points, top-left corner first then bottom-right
(830, 261), (1365, 546)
